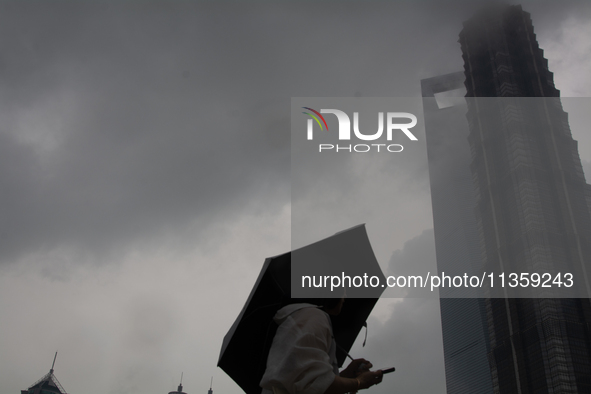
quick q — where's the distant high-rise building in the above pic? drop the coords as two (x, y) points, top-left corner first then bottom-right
(421, 72), (494, 394)
(460, 4), (591, 393)
(21, 353), (67, 394)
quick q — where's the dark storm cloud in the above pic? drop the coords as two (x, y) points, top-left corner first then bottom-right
(0, 2), (294, 265)
(0, 0), (585, 266)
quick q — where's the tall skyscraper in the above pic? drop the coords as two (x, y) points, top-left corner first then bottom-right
(461, 5), (591, 393)
(421, 72), (494, 393)
(424, 4), (591, 393)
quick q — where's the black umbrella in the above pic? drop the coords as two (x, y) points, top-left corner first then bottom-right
(217, 225), (385, 394)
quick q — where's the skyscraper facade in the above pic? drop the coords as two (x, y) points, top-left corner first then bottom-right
(421, 72), (494, 393)
(459, 4), (591, 393)
(424, 4), (591, 393)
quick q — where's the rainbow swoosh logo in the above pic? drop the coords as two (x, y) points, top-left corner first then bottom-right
(302, 107), (329, 131)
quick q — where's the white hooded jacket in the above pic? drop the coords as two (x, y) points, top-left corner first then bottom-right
(259, 304), (339, 394)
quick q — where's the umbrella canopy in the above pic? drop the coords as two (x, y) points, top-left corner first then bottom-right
(217, 225), (385, 394)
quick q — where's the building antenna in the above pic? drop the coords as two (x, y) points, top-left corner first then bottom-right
(208, 376), (214, 394)
(177, 372), (184, 392)
(50, 352), (58, 374)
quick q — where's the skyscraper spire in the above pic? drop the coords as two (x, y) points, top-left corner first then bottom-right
(50, 352), (57, 374)
(168, 372), (187, 394)
(208, 376), (213, 394)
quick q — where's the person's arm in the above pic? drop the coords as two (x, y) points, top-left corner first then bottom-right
(325, 370), (383, 394)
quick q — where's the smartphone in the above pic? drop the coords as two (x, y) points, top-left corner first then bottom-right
(381, 367), (395, 374)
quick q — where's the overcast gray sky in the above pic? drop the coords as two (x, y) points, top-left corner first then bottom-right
(1, 1), (590, 394)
